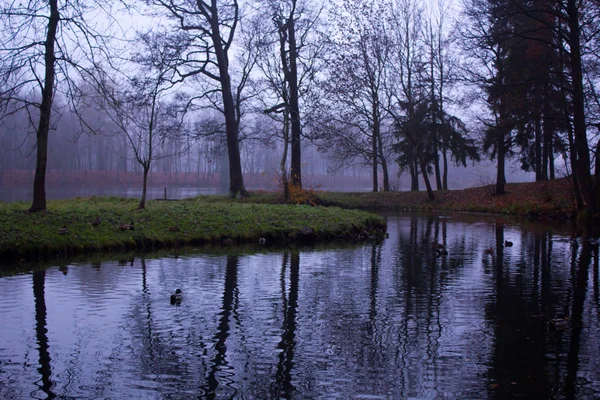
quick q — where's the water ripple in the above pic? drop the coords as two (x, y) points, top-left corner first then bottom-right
(0, 215), (598, 398)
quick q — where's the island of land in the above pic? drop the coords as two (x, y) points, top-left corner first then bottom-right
(0, 178), (579, 262)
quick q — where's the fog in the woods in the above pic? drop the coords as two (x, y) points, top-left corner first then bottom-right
(0, 115), (534, 201)
(7, 0), (592, 207)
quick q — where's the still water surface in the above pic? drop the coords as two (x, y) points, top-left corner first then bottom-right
(0, 214), (599, 399)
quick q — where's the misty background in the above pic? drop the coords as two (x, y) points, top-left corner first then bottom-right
(6, 0), (577, 204)
(0, 111), (534, 202)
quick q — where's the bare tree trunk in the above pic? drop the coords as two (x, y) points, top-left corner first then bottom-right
(558, 20), (583, 208)
(566, 0), (597, 212)
(410, 158), (419, 191)
(419, 156), (435, 200)
(288, 11), (302, 189)
(442, 146), (448, 190)
(139, 164), (149, 209)
(372, 104), (379, 192)
(212, 25), (247, 198)
(30, 0), (59, 212)
(434, 142), (442, 190)
(535, 115), (543, 180)
(595, 140), (600, 180)
(496, 130), (506, 195)
(377, 130), (389, 191)
(543, 90), (553, 180)
(281, 113), (290, 202)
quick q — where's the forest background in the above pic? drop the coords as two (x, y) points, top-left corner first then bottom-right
(1, 0), (599, 215)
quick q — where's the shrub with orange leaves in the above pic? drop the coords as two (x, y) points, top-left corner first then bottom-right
(288, 183), (321, 206)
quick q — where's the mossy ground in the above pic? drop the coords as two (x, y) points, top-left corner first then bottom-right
(0, 196), (386, 261)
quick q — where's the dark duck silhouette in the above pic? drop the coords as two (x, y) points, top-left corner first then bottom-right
(548, 315), (569, 331)
(435, 248), (448, 256)
(170, 289), (183, 305)
(504, 240), (513, 247)
(431, 242), (445, 250)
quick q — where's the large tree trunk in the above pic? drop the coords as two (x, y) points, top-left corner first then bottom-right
(542, 89), (553, 180)
(535, 115), (543, 180)
(566, 0), (597, 212)
(496, 129), (506, 195)
(534, 78), (544, 181)
(419, 156), (435, 200)
(288, 12), (302, 188)
(372, 101), (379, 192)
(434, 144), (442, 190)
(211, 24), (247, 198)
(376, 129), (389, 191)
(281, 113), (290, 202)
(30, 0), (59, 212)
(558, 21), (583, 208)
(442, 146), (449, 190)
(432, 115), (442, 190)
(595, 140), (600, 180)
(410, 158), (419, 191)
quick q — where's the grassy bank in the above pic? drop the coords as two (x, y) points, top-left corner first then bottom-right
(196, 179), (575, 219)
(314, 179), (576, 219)
(0, 196), (386, 261)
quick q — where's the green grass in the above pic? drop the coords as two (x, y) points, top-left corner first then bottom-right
(0, 196), (386, 261)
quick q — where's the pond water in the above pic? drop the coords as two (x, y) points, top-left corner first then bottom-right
(0, 213), (599, 399)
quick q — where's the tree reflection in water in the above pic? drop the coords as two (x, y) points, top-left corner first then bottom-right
(1, 214), (599, 399)
(203, 255), (239, 398)
(33, 270), (55, 399)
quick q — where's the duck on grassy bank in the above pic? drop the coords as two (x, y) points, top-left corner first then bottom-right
(119, 222), (134, 231)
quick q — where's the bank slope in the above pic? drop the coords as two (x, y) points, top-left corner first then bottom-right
(0, 197), (386, 260)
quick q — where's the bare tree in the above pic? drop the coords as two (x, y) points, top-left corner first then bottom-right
(247, 0), (323, 199)
(264, 0), (323, 189)
(316, 0), (393, 192)
(99, 31), (190, 209)
(146, 0), (249, 198)
(426, 0), (460, 190)
(458, 0), (517, 196)
(387, 0), (432, 196)
(0, 1), (117, 211)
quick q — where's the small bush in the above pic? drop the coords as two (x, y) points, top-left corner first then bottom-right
(289, 183), (321, 206)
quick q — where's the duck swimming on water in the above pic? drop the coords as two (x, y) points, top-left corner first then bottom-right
(548, 315), (569, 331)
(170, 289), (183, 305)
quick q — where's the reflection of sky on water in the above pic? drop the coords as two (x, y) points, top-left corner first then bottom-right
(0, 214), (598, 399)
